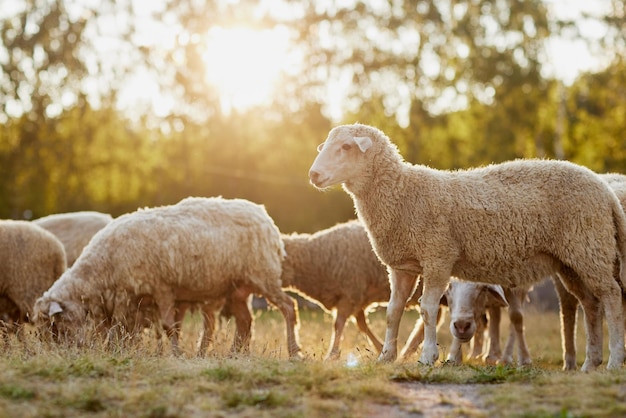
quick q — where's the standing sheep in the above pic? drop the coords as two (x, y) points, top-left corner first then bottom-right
(33, 197), (302, 359)
(309, 123), (626, 371)
(33, 211), (113, 267)
(0, 221), (67, 333)
(280, 220), (420, 360)
(555, 172), (626, 370)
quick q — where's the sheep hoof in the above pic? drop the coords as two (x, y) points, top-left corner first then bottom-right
(519, 358), (533, 367)
(563, 360), (577, 371)
(325, 352), (341, 362)
(377, 350), (397, 363)
(581, 359), (601, 372)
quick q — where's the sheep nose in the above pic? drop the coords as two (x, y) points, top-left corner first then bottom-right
(454, 319), (472, 335)
(309, 170), (320, 184)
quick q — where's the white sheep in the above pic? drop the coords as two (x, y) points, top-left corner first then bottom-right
(554, 172), (626, 370)
(281, 219), (422, 360)
(443, 280), (531, 365)
(32, 210), (229, 354)
(309, 123), (626, 371)
(0, 221), (67, 332)
(33, 211), (113, 267)
(33, 196), (302, 358)
(398, 279), (512, 365)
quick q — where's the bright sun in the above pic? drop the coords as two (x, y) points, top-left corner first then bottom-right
(203, 26), (293, 113)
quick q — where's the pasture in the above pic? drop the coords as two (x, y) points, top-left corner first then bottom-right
(0, 304), (625, 417)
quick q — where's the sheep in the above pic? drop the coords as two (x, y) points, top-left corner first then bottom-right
(309, 123), (626, 371)
(0, 221), (67, 333)
(33, 211), (113, 267)
(398, 279), (512, 365)
(32, 196), (302, 359)
(554, 172), (626, 370)
(442, 280), (531, 366)
(280, 219), (423, 360)
(32, 210), (228, 354)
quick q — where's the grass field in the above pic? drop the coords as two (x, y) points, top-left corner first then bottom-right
(1, 306), (625, 417)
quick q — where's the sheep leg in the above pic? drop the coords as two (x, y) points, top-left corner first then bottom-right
(326, 309), (348, 360)
(196, 303), (217, 357)
(263, 289), (302, 359)
(558, 272), (604, 371)
(503, 288), (531, 366)
(470, 313), (487, 359)
(446, 337), (464, 364)
(400, 317), (424, 360)
(152, 290), (180, 356)
(354, 309), (383, 354)
(418, 273), (451, 365)
(600, 285), (625, 369)
(379, 270), (418, 363)
(485, 306), (502, 365)
(400, 306), (444, 360)
(553, 277), (578, 370)
(227, 289), (253, 355)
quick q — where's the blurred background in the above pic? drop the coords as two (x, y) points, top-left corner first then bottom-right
(1, 0), (625, 237)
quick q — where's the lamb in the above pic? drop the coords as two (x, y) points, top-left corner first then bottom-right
(32, 196), (302, 359)
(0, 221), (67, 333)
(399, 279), (517, 365)
(280, 219), (422, 360)
(442, 280), (531, 365)
(33, 211), (113, 267)
(309, 123), (626, 371)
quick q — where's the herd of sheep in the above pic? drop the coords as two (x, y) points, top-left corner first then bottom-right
(2, 123), (626, 373)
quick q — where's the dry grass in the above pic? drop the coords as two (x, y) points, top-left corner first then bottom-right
(0, 306), (625, 417)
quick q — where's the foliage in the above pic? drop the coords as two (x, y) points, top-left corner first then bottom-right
(1, 0), (625, 229)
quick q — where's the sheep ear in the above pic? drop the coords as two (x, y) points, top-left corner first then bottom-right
(353, 136), (372, 152)
(49, 301), (64, 316)
(484, 285), (508, 308)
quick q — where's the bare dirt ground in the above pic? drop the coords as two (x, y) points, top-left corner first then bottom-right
(366, 383), (487, 418)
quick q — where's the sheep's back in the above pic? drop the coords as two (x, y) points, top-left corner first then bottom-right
(66, 197), (283, 297)
(282, 220), (390, 308)
(0, 221), (66, 317)
(364, 159), (621, 287)
(33, 211), (113, 266)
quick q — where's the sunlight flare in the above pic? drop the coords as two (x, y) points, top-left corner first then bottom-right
(203, 26), (292, 113)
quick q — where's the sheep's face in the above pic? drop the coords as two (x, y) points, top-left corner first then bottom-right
(445, 280), (508, 343)
(309, 125), (373, 189)
(33, 297), (88, 343)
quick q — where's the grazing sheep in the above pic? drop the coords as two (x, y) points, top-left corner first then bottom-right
(309, 123), (626, 370)
(0, 221), (67, 332)
(280, 220), (421, 360)
(33, 211), (113, 267)
(555, 172), (626, 370)
(32, 210), (228, 354)
(33, 197), (302, 359)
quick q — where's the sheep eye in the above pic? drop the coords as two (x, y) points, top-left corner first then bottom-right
(317, 142), (325, 152)
(341, 143), (351, 151)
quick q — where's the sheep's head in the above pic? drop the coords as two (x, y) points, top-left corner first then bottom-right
(444, 279), (508, 343)
(33, 296), (88, 343)
(309, 124), (375, 189)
